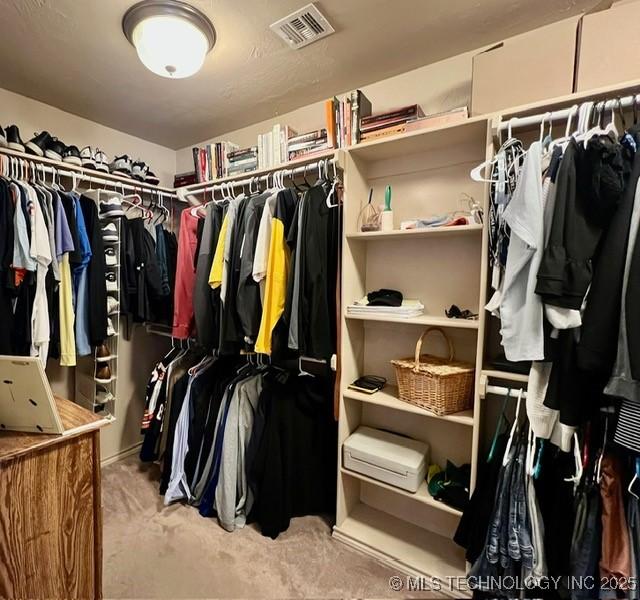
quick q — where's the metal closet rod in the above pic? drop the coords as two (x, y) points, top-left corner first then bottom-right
(498, 92), (640, 132)
(182, 157), (340, 196)
(0, 148), (178, 199)
(486, 384), (528, 399)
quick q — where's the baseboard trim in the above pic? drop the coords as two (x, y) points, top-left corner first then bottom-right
(332, 526), (470, 599)
(100, 442), (142, 467)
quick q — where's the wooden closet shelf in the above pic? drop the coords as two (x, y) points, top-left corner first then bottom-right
(333, 504), (467, 591)
(346, 117), (489, 162)
(345, 313), (480, 329)
(343, 385), (474, 426)
(346, 224), (483, 240)
(0, 146), (176, 194)
(340, 467), (463, 517)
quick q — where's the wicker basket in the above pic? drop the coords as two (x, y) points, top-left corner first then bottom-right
(391, 327), (474, 416)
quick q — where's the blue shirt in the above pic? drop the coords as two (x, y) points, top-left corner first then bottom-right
(72, 192), (93, 356)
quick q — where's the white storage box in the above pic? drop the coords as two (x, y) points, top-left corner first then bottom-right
(343, 426), (429, 493)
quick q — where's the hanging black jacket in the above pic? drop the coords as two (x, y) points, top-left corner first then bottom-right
(163, 227), (178, 326)
(578, 126), (640, 374)
(220, 196), (250, 354)
(120, 217), (136, 319)
(237, 193), (267, 347)
(298, 183), (340, 360)
(128, 218), (164, 323)
(626, 186), (640, 379)
(194, 203), (223, 350)
(0, 179), (15, 354)
(536, 136), (625, 309)
(80, 195), (108, 345)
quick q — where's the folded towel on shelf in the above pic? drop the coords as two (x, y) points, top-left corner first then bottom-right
(347, 297), (424, 318)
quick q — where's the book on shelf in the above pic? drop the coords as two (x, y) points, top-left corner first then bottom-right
(228, 156), (259, 168)
(359, 106), (469, 142)
(173, 171), (197, 187)
(287, 128), (328, 161)
(287, 129), (326, 145)
(360, 124), (408, 141)
(227, 146), (258, 160)
(350, 90), (372, 145)
(324, 90), (372, 149)
(191, 140), (239, 182)
(288, 145), (330, 162)
(361, 104), (425, 128)
(258, 124), (298, 170)
(227, 164), (258, 176)
(227, 145), (258, 175)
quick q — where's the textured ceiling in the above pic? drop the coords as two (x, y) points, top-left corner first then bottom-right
(0, 0), (597, 149)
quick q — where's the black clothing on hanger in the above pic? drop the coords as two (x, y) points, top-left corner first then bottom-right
(578, 126), (640, 375)
(0, 179), (15, 354)
(80, 195), (108, 345)
(236, 193), (267, 347)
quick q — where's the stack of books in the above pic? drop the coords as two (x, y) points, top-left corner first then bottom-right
(325, 90), (372, 148)
(227, 146), (259, 176)
(360, 105), (425, 142)
(191, 141), (239, 182)
(258, 124), (298, 169)
(287, 129), (328, 161)
(174, 171), (197, 187)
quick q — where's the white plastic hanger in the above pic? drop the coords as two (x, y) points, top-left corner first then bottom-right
(122, 192), (149, 219)
(470, 118), (517, 183)
(595, 415), (609, 484)
(326, 159), (340, 208)
(563, 432), (583, 491)
(502, 388), (523, 467)
(550, 104), (579, 151)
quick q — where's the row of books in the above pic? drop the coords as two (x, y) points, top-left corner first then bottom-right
(257, 124), (298, 169)
(324, 90), (372, 148)
(287, 128), (329, 161)
(186, 101), (469, 185)
(191, 141), (238, 182)
(359, 105), (468, 142)
(227, 146), (258, 176)
(359, 104), (425, 141)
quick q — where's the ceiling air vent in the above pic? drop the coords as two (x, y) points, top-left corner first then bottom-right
(270, 3), (335, 49)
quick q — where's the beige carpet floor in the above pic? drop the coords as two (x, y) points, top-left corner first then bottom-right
(102, 455), (439, 599)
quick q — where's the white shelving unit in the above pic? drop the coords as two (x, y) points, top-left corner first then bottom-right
(335, 117), (491, 595)
(345, 313), (479, 329)
(343, 385), (474, 426)
(346, 223), (483, 240)
(335, 80), (640, 590)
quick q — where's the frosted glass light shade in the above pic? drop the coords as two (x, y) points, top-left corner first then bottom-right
(132, 15), (208, 78)
(123, 1), (216, 80)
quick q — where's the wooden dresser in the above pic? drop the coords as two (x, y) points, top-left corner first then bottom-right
(0, 396), (108, 599)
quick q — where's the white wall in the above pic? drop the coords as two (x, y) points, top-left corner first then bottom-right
(175, 50), (475, 173)
(0, 87), (176, 186)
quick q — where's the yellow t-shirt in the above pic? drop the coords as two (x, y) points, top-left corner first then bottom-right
(58, 253), (76, 366)
(209, 214), (228, 289)
(254, 217), (290, 355)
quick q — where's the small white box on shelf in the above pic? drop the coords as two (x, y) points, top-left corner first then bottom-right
(343, 426), (429, 493)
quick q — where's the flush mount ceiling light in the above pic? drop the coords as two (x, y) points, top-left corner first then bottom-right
(123, 0), (216, 79)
